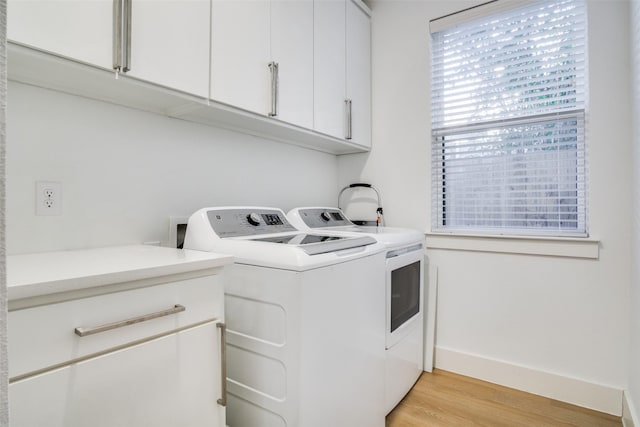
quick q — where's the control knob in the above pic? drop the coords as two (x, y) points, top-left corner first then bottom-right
(320, 211), (332, 222)
(247, 213), (261, 226)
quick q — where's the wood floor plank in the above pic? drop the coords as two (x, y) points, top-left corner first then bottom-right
(386, 369), (621, 427)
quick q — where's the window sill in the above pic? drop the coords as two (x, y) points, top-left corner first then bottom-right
(424, 232), (600, 259)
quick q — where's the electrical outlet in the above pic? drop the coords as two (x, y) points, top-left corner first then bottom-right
(169, 216), (189, 248)
(36, 181), (62, 216)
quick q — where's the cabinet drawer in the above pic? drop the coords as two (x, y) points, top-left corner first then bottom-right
(9, 275), (223, 379)
(10, 321), (224, 427)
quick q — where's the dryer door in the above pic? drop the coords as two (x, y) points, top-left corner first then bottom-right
(386, 247), (423, 349)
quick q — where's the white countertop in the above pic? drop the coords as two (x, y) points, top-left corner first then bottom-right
(8, 245), (234, 302)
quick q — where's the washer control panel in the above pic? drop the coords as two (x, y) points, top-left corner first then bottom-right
(206, 208), (297, 238)
(296, 208), (354, 228)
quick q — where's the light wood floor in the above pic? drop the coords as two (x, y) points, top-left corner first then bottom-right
(385, 369), (621, 427)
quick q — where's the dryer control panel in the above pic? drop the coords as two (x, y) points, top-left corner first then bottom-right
(294, 208), (354, 228)
(206, 208), (297, 238)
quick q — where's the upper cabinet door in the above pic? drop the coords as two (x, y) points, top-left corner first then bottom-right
(211, 0), (271, 115)
(346, 0), (371, 147)
(7, 0), (113, 69)
(128, 0), (210, 98)
(313, 0), (347, 139)
(271, 0), (314, 129)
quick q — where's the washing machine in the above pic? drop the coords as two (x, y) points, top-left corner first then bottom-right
(183, 207), (387, 427)
(287, 207), (426, 414)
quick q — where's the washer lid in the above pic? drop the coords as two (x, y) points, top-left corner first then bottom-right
(248, 233), (377, 255)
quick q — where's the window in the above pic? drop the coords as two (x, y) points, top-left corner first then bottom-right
(430, 0), (587, 237)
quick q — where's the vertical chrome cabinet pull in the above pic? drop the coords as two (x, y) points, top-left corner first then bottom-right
(269, 61), (279, 117)
(113, 0), (123, 71)
(123, 0), (132, 72)
(74, 304), (186, 337)
(217, 322), (227, 407)
(112, 0), (132, 72)
(345, 99), (353, 140)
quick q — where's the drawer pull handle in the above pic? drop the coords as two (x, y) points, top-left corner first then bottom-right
(74, 304), (186, 337)
(217, 322), (227, 407)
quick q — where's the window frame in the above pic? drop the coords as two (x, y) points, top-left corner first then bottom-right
(429, 0), (588, 238)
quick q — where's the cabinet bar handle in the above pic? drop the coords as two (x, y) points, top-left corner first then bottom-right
(345, 99), (353, 140)
(112, 0), (131, 72)
(123, 0), (132, 72)
(217, 322), (227, 407)
(112, 0), (123, 71)
(74, 304), (186, 337)
(269, 61), (279, 117)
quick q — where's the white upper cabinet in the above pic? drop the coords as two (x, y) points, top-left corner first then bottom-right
(8, 0), (210, 98)
(7, 0), (113, 69)
(211, 0), (313, 128)
(314, 0), (371, 147)
(7, 0), (371, 153)
(346, 0), (372, 148)
(271, 0), (314, 129)
(313, 0), (347, 139)
(128, 0), (210, 98)
(210, 1), (271, 114)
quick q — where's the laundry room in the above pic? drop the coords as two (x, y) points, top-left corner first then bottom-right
(1, 0), (639, 426)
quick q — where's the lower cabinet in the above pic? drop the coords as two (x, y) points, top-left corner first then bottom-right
(8, 260), (228, 427)
(10, 320), (225, 427)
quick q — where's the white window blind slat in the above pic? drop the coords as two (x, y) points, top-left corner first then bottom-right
(432, 70), (587, 101)
(432, 21), (587, 58)
(433, 10), (586, 46)
(431, 0), (587, 237)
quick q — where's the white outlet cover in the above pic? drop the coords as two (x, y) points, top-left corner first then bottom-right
(36, 181), (62, 216)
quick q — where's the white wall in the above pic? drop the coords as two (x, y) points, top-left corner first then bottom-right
(6, 82), (339, 254)
(340, 0), (633, 415)
(629, 0), (640, 424)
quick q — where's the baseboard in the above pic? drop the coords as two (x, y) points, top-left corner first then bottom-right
(434, 346), (623, 416)
(623, 390), (638, 427)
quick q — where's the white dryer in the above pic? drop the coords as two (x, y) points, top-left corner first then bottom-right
(287, 207), (426, 414)
(184, 207), (387, 427)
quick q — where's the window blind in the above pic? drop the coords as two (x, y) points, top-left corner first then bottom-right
(431, 0), (587, 236)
